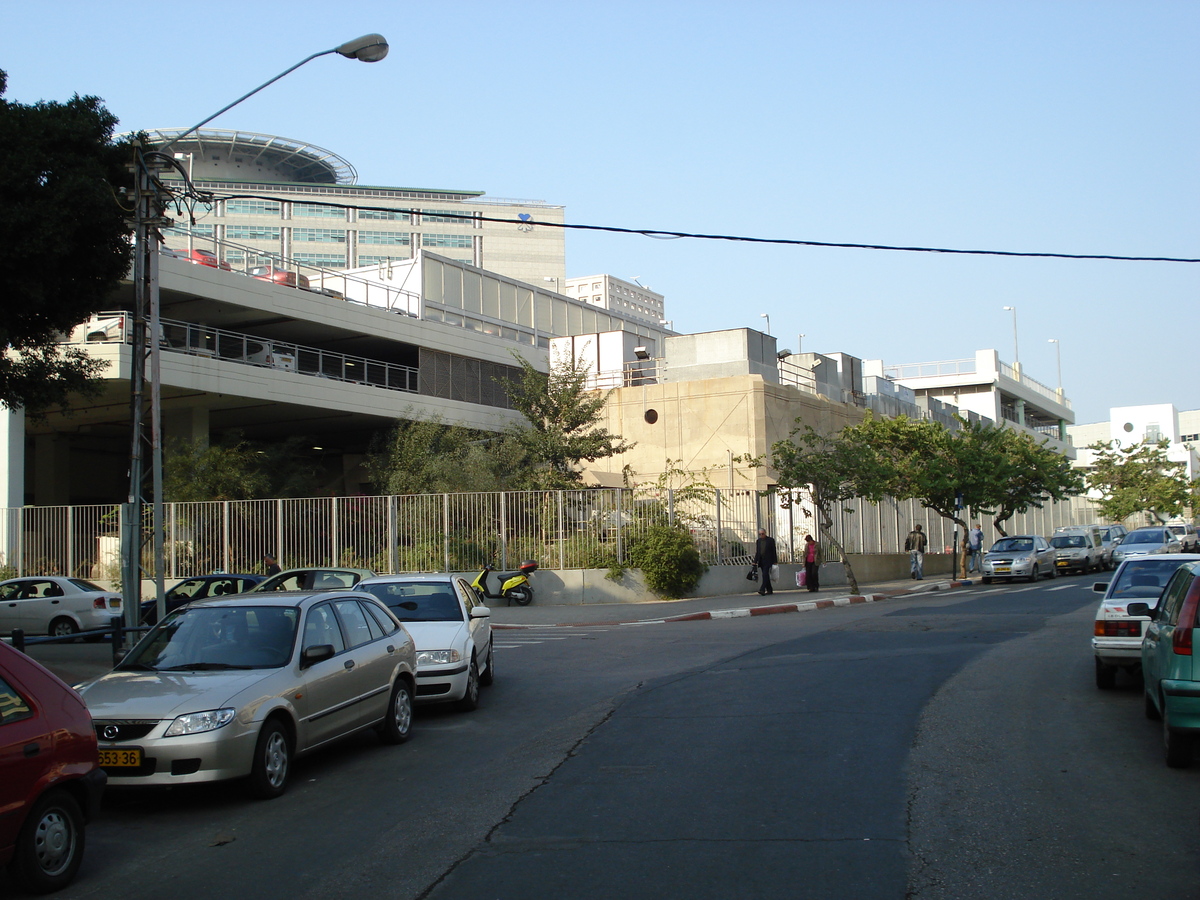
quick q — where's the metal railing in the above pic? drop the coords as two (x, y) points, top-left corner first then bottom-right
(0, 487), (1091, 584)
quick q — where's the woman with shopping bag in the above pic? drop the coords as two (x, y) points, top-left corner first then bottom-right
(802, 534), (820, 592)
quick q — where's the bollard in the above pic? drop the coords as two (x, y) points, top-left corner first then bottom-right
(110, 615), (124, 667)
(12, 628), (25, 654)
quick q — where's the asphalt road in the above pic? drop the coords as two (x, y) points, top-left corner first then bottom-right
(9, 576), (1196, 899)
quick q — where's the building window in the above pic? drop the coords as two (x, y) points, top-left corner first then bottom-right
(293, 203), (347, 219)
(226, 225), (281, 241)
(358, 231), (410, 246)
(421, 234), (473, 249)
(357, 254), (410, 266)
(226, 199), (281, 216)
(293, 228), (346, 244)
(293, 253), (346, 268)
(358, 209), (411, 222)
(421, 210), (469, 224)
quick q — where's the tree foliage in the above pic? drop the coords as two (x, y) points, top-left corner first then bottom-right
(626, 524), (707, 599)
(164, 434), (324, 502)
(1086, 438), (1194, 524)
(0, 70), (135, 414)
(505, 354), (633, 489)
(365, 415), (526, 495)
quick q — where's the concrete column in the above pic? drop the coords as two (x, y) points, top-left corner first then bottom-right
(1015, 398), (1026, 427)
(33, 434), (72, 506)
(164, 406), (210, 448)
(0, 408), (25, 569)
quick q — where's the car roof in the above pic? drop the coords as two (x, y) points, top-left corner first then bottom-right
(357, 574), (459, 585)
(185, 591), (369, 610)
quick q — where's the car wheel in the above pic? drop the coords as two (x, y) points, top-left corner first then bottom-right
(507, 586), (533, 606)
(479, 638), (495, 686)
(48, 617), (79, 640)
(1145, 687), (1162, 720)
(458, 657), (480, 712)
(1047, 563), (1057, 579)
(9, 789), (85, 893)
(248, 719), (291, 799)
(377, 678), (413, 744)
(1095, 659), (1117, 690)
(1164, 712), (1193, 768)
(1028, 565), (1039, 583)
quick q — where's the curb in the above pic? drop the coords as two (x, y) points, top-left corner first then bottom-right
(492, 579), (971, 629)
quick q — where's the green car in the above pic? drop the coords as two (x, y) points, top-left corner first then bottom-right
(1130, 560), (1200, 768)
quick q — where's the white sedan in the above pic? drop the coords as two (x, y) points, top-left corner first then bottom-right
(0, 576), (122, 638)
(356, 575), (494, 710)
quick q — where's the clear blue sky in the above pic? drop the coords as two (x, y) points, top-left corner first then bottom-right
(4, 1), (1196, 425)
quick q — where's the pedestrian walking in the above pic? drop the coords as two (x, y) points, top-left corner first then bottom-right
(803, 534), (820, 592)
(905, 524), (928, 580)
(263, 554), (281, 576)
(754, 529), (778, 596)
(968, 523), (984, 573)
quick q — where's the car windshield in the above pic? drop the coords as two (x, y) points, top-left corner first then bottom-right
(1125, 531), (1163, 544)
(1168, 525), (1186, 535)
(1051, 536), (1085, 548)
(357, 582), (464, 622)
(991, 538), (1034, 553)
(120, 606), (299, 671)
(1108, 559), (1191, 600)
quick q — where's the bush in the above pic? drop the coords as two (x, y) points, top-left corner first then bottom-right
(627, 524), (707, 599)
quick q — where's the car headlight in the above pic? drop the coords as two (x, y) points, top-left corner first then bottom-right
(164, 708), (237, 737)
(417, 649), (462, 666)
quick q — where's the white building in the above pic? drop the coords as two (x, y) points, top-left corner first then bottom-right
(1068, 404), (1200, 480)
(562, 275), (665, 328)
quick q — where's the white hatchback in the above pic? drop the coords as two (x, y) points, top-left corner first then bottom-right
(356, 575), (494, 711)
(0, 576), (123, 638)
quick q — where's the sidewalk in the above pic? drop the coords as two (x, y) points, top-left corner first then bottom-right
(16, 576), (972, 686)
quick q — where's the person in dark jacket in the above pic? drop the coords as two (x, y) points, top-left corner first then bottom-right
(263, 554), (281, 577)
(754, 529), (778, 595)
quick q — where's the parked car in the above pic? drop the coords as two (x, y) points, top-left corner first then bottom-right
(1129, 560), (1200, 767)
(248, 265), (310, 290)
(164, 247), (232, 271)
(1091, 554), (1200, 689)
(0, 640), (106, 893)
(1112, 526), (1182, 565)
(250, 568), (374, 593)
(1051, 526), (1107, 574)
(357, 574), (494, 710)
(1166, 522), (1199, 552)
(77, 592), (416, 798)
(980, 535), (1057, 584)
(243, 339), (298, 372)
(139, 573), (266, 625)
(68, 312), (127, 343)
(0, 577), (123, 639)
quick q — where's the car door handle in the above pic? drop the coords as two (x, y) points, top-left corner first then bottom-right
(344, 660), (356, 671)
(24, 743), (40, 758)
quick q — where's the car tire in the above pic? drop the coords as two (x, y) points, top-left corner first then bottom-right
(48, 617), (79, 640)
(1028, 565), (1039, 583)
(377, 678), (413, 744)
(248, 719), (292, 800)
(1164, 713), (1193, 768)
(457, 657), (480, 712)
(1145, 688), (1162, 721)
(479, 639), (495, 686)
(1047, 564), (1057, 579)
(1095, 659), (1117, 690)
(8, 788), (85, 893)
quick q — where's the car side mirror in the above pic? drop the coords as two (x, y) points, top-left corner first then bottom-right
(301, 644), (336, 668)
(470, 606), (491, 619)
(1092, 582), (1109, 593)
(1126, 602), (1153, 618)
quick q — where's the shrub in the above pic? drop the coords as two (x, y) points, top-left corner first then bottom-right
(626, 524), (707, 599)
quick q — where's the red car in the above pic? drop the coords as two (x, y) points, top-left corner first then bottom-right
(248, 265), (310, 289)
(0, 641), (105, 893)
(162, 247), (232, 271)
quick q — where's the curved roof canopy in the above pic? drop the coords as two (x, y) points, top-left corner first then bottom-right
(139, 128), (357, 185)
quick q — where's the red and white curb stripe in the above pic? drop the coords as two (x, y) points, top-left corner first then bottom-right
(492, 579), (967, 630)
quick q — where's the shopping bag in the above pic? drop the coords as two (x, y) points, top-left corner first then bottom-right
(770, 564), (780, 582)
(746, 566), (759, 581)
(797, 569), (807, 587)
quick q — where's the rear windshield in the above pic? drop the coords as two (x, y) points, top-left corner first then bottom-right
(357, 582), (464, 622)
(1108, 559), (1192, 600)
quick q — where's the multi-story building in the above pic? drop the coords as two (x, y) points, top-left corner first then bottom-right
(1069, 405), (1200, 480)
(561, 275), (665, 328)
(149, 129), (566, 286)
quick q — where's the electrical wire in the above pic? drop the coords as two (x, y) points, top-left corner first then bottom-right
(197, 190), (1200, 264)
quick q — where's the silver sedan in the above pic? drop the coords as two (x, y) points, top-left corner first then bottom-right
(78, 592), (416, 799)
(980, 535), (1058, 583)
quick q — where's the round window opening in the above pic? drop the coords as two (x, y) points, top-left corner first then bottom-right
(644, 409), (659, 425)
(1123, 422), (1134, 433)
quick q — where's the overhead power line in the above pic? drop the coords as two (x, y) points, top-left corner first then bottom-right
(202, 192), (1200, 264)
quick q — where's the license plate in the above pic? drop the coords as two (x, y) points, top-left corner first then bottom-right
(1056, 560), (1068, 566)
(995, 567), (1011, 573)
(99, 748), (142, 768)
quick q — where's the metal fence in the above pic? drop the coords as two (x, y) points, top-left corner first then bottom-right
(0, 488), (1095, 582)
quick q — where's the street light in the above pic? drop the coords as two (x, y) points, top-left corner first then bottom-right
(1001, 305), (1019, 365)
(798, 333), (805, 354)
(1048, 338), (1062, 391)
(543, 276), (560, 293)
(124, 35), (389, 625)
(760, 313), (771, 335)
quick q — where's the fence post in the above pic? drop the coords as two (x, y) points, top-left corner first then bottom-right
(615, 489), (624, 566)
(276, 499), (284, 569)
(667, 488), (675, 527)
(715, 490), (723, 565)
(222, 501), (231, 573)
(67, 505), (75, 578)
(499, 491), (508, 571)
(388, 495), (398, 574)
(109, 615), (124, 667)
(331, 497), (339, 566)
(442, 493), (450, 573)
(557, 491), (565, 571)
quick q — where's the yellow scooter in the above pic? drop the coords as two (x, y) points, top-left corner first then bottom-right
(471, 560), (537, 606)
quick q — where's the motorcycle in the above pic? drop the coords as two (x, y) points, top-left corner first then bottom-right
(471, 560), (538, 606)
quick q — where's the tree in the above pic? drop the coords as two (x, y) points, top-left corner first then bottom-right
(988, 428), (1084, 536)
(365, 415), (525, 495)
(0, 70), (135, 414)
(1086, 438), (1193, 523)
(770, 425), (885, 593)
(164, 434), (324, 501)
(505, 354), (633, 490)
